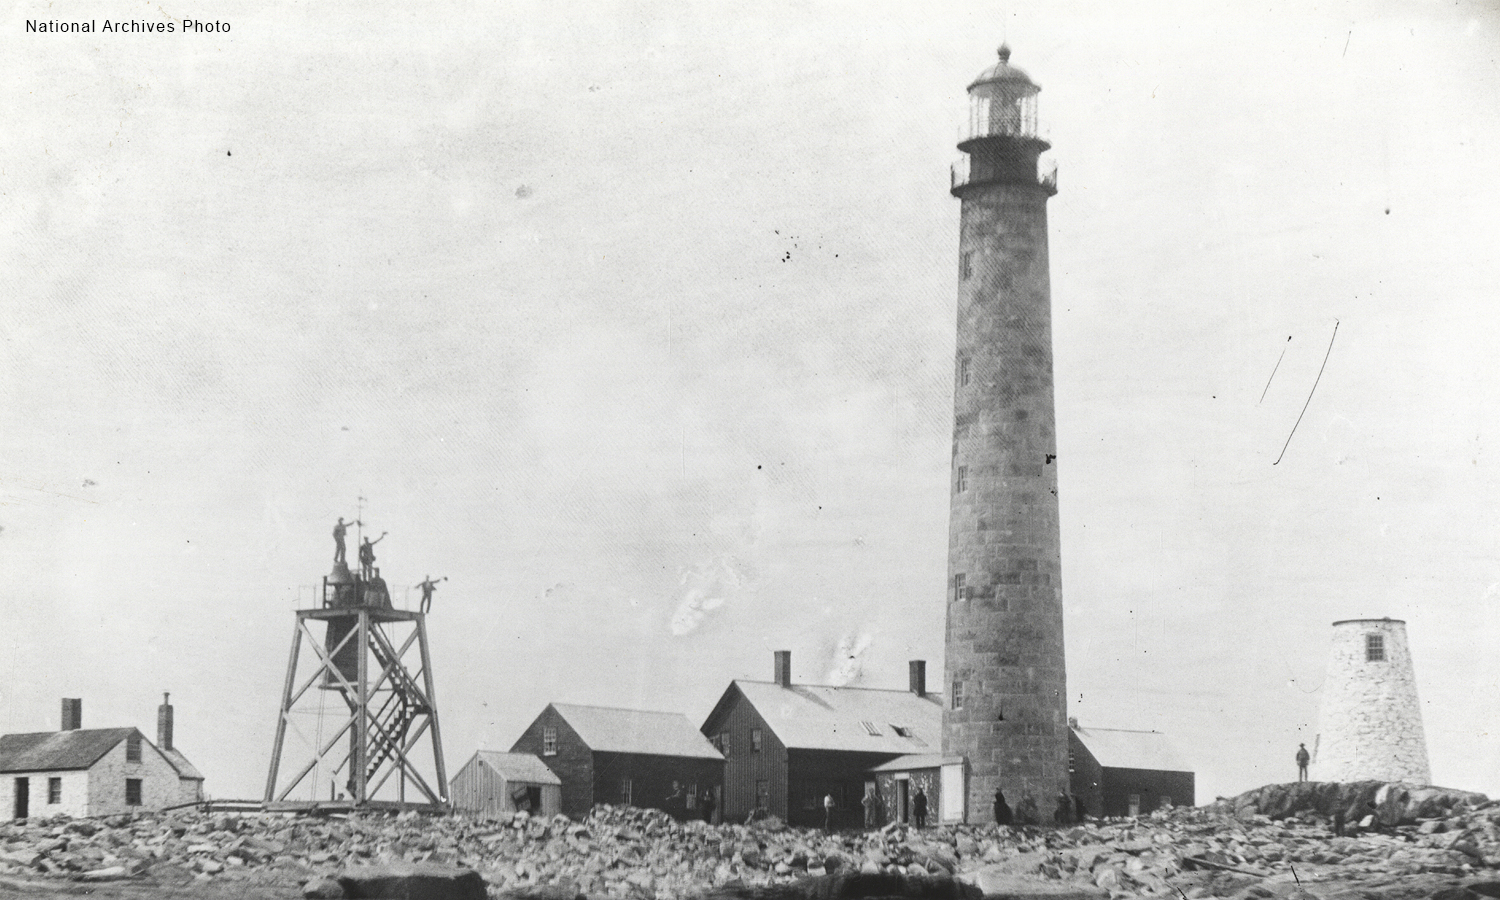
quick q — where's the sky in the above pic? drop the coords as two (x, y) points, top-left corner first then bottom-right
(2, 0), (1499, 807)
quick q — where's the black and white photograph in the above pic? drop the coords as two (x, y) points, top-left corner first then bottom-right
(2, 1), (1499, 897)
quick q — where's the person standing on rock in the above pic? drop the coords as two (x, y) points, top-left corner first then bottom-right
(823, 793), (835, 831)
(1296, 742), (1311, 782)
(862, 787), (881, 828)
(994, 788), (1013, 826)
(1054, 791), (1073, 825)
(913, 788), (928, 828)
(1016, 793), (1038, 826)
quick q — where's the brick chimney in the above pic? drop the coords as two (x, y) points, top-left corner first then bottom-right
(60, 698), (82, 731)
(157, 692), (174, 751)
(909, 660), (927, 697)
(773, 650), (792, 688)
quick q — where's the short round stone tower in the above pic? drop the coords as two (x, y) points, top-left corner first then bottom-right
(941, 45), (1068, 822)
(1314, 618), (1430, 784)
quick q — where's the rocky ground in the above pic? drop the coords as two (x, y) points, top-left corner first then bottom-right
(0, 783), (1497, 900)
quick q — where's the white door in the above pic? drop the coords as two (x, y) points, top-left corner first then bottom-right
(940, 764), (965, 823)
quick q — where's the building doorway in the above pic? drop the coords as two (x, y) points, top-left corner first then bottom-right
(12, 778), (28, 820)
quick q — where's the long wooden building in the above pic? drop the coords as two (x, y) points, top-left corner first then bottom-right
(700, 652), (942, 828)
(1068, 720), (1194, 817)
(510, 703), (724, 820)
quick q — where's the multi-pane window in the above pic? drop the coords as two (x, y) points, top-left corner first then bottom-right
(957, 357), (970, 387)
(719, 732), (730, 756)
(47, 777), (61, 804)
(751, 728), (762, 752)
(1068, 753), (1076, 774)
(126, 734), (142, 763)
(619, 778), (632, 805)
(542, 726), (558, 756)
(961, 251), (974, 280)
(1365, 633), (1385, 662)
(125, 778), (142, 806)
(686, 783), (698, 809)
(951, 679), (964, 710)
(953, 573), (966, 602)
(956, 466), (967, 493)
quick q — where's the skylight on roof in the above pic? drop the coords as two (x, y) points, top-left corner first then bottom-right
(890, 725), (911, 737)
(861, 721), (882, 736)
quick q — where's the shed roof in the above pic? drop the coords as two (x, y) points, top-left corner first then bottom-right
(868, 754), (965, 772)
(721, 681), (942, 754)
(550, 704), (724, 760)
(0, 728), (137, 773)
(1072, 726), (1192, 773)
(474, 751), (561, 785)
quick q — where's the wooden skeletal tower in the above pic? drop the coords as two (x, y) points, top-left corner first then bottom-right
(264, 527), (449, 809)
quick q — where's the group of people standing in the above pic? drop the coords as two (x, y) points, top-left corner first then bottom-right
(845, 784), (1085, 831)
(993, 788), (1087, 827)
(332, 517), (445, 613)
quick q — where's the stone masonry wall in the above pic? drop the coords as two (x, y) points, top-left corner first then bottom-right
(1314, 618), (1430, 784)
(85, 732), (198, 815)
(943, 177), (1068, 822)
(0, 770), (90, 818)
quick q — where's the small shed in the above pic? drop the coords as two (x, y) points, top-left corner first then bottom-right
(869, 754), (966, 826)
(449, 751), (562, 819)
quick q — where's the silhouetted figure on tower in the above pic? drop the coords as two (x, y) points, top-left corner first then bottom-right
(417, 575), (446, 614)
(332, 517), (354, 565)
(359, 532), (386, 579)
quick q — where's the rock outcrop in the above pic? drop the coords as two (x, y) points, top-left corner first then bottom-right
(0, 786), (1495, 900)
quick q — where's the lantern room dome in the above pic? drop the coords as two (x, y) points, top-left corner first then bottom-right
(969, 45), (1036, 90)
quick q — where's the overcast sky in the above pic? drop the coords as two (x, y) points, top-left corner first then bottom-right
(2, 0), (1498, 806)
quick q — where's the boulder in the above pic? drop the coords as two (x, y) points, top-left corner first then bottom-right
(338, 862), (487, 900)
(304, 877), (348, 899)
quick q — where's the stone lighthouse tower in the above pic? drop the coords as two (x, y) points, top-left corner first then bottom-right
(1314, 618), (1431, 784)
(942, 45), (1068, 822)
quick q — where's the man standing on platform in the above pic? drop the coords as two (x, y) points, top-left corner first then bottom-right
(417, 575), (446, 614)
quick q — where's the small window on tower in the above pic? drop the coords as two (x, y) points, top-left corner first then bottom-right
(953, 573), (966, 602)
(1366, 633), (1385, 662)
(1068, 753), (1076, 774)
(958, 357), (971, 387)
(752, 728), (762, 752)
(961, 251), (974, 280)
(542, 726), (558, 756)
(956, 466), (967, 493)
(126, 734), (142, 763)
(951, 679), (964, 710)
